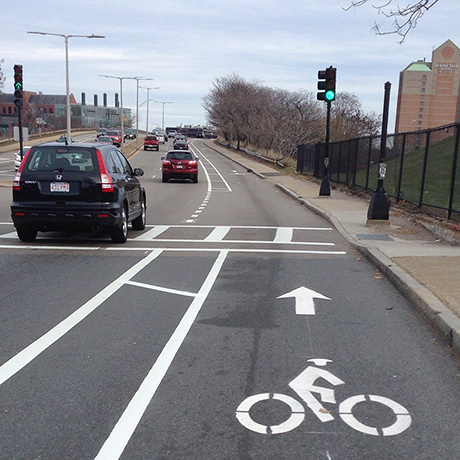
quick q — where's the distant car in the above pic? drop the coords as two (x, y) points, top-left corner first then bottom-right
(96, 128), (108, 138)
(167, 130), (177, 138)
(156, 134), (165, 144)
(15, 146), (32, 171)
(57, 135), (75, 143)
(11, 142), (146, 243)
(173, 138), (188, 150)
(106, 130), (122, 147)
(161, 150), (198, 183)
(144, 135), (159, 151)
(164, 133), (169, 142)
(174, 133), (186, 141)
(124, 129), (136, 140)
(97, 136), (113, 144)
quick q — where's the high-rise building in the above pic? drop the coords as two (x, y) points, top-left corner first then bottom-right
(395, 39), (460, 133)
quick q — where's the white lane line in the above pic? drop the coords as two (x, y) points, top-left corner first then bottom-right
(0, 249), (163, 387)
(134, 225), (170, 241)
(94, 250), (229, 460)
(274, 227), (293, 243)
(0, 232), (19, 239)
(125, 281), (197, 297)
(128, 238), (335, 246)
(191, 142), (232, 192)
(204, 226), (231, 242)
(0, 245), (346, 255)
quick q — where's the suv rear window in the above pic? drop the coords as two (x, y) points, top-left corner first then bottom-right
(166, 152), (193, 160)
(146, 136), (157, 140)
(26, 147), (96, 172)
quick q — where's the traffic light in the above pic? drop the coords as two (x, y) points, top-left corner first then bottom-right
(13, 64), (23, 107)
(317, 66), (336, 102)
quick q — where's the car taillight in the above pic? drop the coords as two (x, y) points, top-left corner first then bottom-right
(96, 149), (114, 192)
(163, 160), (171, 165)
(13, 148), (31, 190)
(188, 160), (197, 166)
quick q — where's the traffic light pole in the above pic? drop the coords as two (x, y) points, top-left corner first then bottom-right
(319, 101), (331, 196)
(18, 105), (23, 158)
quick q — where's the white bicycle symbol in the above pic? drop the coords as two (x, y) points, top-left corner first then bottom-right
(236, 359), (411, 436)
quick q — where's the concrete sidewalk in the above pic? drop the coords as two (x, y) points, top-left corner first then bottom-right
(204, 140), (460, 357)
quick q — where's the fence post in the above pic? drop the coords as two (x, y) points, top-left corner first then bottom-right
(396, 134), (406, 202)
(297, 144), (304, 173)
(365, 137), (372, 190)
(351, 139), (358, 188)
(448, 126), (460, 219)
(419, 131), (431, 207)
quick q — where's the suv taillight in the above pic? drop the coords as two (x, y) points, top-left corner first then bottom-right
(13, 149), (32, 191)
(188, 160), (197, 166)
(96, 149), (114, 192)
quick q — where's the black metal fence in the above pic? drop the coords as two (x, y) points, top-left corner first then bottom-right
(297, 122), (460, 221)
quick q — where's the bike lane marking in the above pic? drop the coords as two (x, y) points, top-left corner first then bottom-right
(94, 249), (229, 460)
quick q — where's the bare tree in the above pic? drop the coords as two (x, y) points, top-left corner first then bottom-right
(0, 59), (6, 93)
(344, 0), (440, 43)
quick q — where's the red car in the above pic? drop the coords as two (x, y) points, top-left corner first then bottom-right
(144, 135), (159, 151)
(106, 130), (122, 147)
(161, 150), (198, 183)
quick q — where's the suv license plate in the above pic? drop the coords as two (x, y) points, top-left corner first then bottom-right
(50, 182), (70, 192)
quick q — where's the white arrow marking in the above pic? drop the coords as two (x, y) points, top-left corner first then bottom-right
(277, 287), (331, 315)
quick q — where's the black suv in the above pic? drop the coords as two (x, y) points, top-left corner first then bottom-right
(11, 142), (146, 243)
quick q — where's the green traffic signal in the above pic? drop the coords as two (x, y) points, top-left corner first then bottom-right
(325, 90), (335, 101)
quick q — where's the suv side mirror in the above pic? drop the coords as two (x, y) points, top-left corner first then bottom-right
(133, 168), (144, 177)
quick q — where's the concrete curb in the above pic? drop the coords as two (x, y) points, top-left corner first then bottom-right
(275, 182), (460, 358)
(206, 142), (460, 356)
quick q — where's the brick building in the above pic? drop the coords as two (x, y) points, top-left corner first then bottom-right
(0, 92), (131, 137)
(395, 39), (460, 133)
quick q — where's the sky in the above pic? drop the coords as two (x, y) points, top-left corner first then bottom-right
(1, 0), (459, 132)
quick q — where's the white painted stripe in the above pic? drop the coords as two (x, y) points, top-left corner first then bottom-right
(130, 238), (334, 246)
(192, 144), (233, 192)
(0, 250), (163, 386)
(204, 226), (231, 242)
(94, 250), (229, 460)
(134, 225), (170, 241)
(0, 244), (346, 255)
(0, 231), (19, 239)
(125, 281), (197, 297)
(191, 214), (199, 218)
(274, 227), (293, 243)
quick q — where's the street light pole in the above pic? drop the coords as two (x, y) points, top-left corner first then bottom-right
(133, 78), (154, 140)
(27, 31), (104, 143)
(155, 101), (172, 131)
(100, 75), (140, 152)
(140, 87), (160, 137)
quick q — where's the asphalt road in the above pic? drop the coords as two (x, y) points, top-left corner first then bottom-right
(0, 138), (459, 459)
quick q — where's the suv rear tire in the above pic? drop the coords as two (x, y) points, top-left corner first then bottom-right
(16, 226), (37, 242)
(110, 206), (128, 243)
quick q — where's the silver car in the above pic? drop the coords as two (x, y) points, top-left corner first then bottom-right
(14, 146), (32, 171)
(156, 134), (165, 144)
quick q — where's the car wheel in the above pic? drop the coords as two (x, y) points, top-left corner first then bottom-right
(143, 146), (147, 150)
(192, 174), (198, 183)
(155, 146), (159, 151)
(131, 197), (146, 230)
(110, 206), (128, 243)
(162, 174), (169, 183)
(16, 226), (37, 242)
